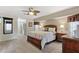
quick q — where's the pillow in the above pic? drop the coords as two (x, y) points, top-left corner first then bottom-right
(48, 28), (56, 33)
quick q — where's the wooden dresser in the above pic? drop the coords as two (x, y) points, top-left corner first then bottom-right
(62, 35), (79, 53)
(67, 14), (79, 22)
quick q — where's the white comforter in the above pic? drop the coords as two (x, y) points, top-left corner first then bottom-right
(28, 31), (56, 49)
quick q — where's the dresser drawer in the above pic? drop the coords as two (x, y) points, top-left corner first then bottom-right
(63, 37), (79, 53)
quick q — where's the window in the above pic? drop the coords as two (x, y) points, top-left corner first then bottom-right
(6, 23), (12, 30)
(3, 17), (13, 34)
(68, 21), (79, 36)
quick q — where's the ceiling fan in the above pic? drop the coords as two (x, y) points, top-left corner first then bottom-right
(23, 8), (40, 16)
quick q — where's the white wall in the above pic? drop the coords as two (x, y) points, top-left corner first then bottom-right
(34, 7), (79, 33)
(56, 17), (68, 33)
(40, 16), (68, 33)
(26, 19), (34, 32)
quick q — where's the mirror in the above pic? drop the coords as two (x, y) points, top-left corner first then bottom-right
(3, 17), (13, 34)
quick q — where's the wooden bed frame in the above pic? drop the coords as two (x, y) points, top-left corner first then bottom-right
(27, 25), (57, 49)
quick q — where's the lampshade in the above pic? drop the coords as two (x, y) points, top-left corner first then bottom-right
(60, 25), (64, 28)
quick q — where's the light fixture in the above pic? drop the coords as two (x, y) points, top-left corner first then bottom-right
(40, 23), (43, 28)
(29, 12), (34, 15)
(60, 25), (64, 28)
(60, 24), (65, 33)
(22, 8), (40, 16)
(39, 25), (42, 28)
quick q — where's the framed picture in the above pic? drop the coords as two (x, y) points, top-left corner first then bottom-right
(28, 22), (33, 27)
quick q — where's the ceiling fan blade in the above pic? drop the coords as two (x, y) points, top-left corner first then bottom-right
(23, 7), (40, 16)
(24, 12), (29, 15)
(34, 10), (40, 13)
(27, 12), (29, 15)
(29, 8), (33, 12)
(29, 8), (31, 12)
(37, 11), (40, 13)
(22, 10), (29, 12)
(30, 8), (34, 11)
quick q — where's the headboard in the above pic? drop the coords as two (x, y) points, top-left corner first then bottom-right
(44, 25), (57, 32)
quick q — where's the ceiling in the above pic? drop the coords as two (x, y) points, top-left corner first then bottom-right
(0, 6), (74, 19)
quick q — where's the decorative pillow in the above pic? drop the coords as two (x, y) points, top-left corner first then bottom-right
(48, 28), (56, 33)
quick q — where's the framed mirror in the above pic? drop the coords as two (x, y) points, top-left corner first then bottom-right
(3, 17), (13, 34)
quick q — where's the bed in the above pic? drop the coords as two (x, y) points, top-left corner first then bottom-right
(27, 25), (57, 49)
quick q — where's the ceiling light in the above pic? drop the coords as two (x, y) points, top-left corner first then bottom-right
(29, 12), (34, 15)
(23, 8), (40, 16)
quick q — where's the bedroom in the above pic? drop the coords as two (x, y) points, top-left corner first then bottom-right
(0, 6), (79, 53)
(27, 6), (79, 53)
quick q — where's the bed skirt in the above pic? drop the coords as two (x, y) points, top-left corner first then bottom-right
(27, 36), (56, 50)
(27, 36), (41, 49)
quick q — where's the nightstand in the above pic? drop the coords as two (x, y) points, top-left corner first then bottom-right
(56, 33), (66, 42)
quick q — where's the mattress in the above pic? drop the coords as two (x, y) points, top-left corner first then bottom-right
(28, 31), (56, 49)
(28, 31), (55, 39)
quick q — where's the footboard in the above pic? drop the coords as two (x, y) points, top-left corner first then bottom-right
(27, 36), (41, 49)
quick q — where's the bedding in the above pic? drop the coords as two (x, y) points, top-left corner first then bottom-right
(28, 31), (56, 49)
(48, 28), (56, 33)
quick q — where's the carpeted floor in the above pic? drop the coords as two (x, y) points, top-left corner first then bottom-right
(42, 42), (62, 53)
(0, 36), (62, 53)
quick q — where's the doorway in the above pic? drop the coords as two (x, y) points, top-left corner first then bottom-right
(18, 18), (27, 36)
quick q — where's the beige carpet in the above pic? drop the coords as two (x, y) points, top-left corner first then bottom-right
(0, 36), (62, 53)
(42, 42), (62, 53)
